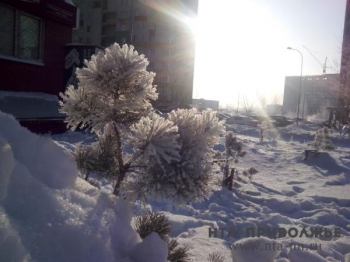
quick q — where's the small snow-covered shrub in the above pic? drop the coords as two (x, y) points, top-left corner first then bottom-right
(60, 43), (224, 204)
(167, 238), (191, 262)
(134, 212), (171, 240)
(258, 121), (269, 142)
(221, 131), (258, 190)
(134, 212), (191, 262)
(122, 108), (224, 204)
(308, 127), (335, 150)
(207, 252), (225, 262)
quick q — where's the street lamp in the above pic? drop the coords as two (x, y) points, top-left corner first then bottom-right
(287, 47), (303, 125)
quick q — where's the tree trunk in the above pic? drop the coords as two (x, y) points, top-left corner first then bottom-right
(113, 169), (126, 195)
(112, 124), (127, 196)
(228, 168), (235, 190)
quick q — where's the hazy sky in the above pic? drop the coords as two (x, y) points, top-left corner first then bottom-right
(192, 0), (347, 107)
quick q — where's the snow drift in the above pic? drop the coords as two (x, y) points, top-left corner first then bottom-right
(0, 112), (167, 262)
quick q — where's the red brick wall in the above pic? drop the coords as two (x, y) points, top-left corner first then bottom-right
(0, 19), (72, 96)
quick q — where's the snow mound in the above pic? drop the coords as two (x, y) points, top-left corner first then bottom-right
(0, 112), (167, 262)
(231, 237), (282, 262)
(0, 112), (77, 189)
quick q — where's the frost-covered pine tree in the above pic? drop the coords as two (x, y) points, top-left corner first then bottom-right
(123, 108), (225, 204)
(308, 127), (335, 150)
(60, 43), (224, 204)
(258, 121), (269, 142)
(60, 44), (158, 195)
(221, 131), (257, 190)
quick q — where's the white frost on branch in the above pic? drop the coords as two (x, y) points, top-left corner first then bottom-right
(59, 44), (158, 133)
(60, 43), (225, 204)
(128, 113), (181, 165)
(122, 109), (225, 204)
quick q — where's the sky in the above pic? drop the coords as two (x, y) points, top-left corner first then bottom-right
(192, 0), (347, 108)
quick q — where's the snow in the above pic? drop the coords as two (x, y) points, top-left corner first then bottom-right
(129, 232), (168, 262)
(0, 111), (167, 262)
(0, 91), (59, 101)
(2, 109), (350, 261)
(140, 120), (349, 261)
(231, 237), (282, 262)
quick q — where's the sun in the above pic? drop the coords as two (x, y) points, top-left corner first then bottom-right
(193, 1), (289, 107)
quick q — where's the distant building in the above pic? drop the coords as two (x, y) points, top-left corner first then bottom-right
(0, 0), (77, 133)
(339, 0), (350, 120)
(192, 99), (219, 111)
(71, 0), (198, 109)
(282, 74), (339, 116)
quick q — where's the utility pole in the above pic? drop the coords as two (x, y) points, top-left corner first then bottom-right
(287, 47), (303, 125)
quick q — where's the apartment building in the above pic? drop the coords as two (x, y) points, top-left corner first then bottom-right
(282, 74), (339, 117)
(72, 0), (198, 109)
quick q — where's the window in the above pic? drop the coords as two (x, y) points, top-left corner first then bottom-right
(161, 62), (168, 69)
(87, 26), (90, 32)
(102, 26), (107, 35)
(158, 75), (169, 83)
(150, 48), (155, 55)
(149, 61), (154, 69)
(102, 0), (108, 10)
(102, 13), (107, 23)
(0, 4), (44, 62)
(92, 1), (101, 8)
(101, 37), (106, 46)
(120, 11), (128, 18)
(121, 23), (128, 31)
(18, 14), (40, 60)
(164, 23), (170, 30)
(150, 9), (156, 16)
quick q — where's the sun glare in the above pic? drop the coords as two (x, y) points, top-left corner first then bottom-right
(183, 17), (198, 37)
(193, 1), (289, 107)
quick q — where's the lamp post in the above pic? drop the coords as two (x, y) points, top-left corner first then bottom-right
(287, 47), (303, 125)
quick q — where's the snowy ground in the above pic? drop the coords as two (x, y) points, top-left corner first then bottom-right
(51, 121), (350, 261)
(2, 111), (350, 261)
(144, 122), (350, 262)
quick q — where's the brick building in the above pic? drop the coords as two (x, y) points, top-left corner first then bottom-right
(0, 0), (77, 133)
